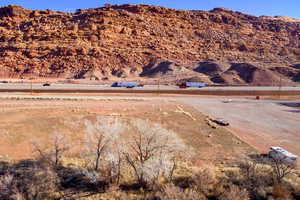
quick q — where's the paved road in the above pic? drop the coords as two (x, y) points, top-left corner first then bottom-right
(0, 83), (300, 91)
(0, 84), (300, 96)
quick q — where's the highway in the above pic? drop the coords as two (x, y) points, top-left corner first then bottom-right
(0, 83), (299, 95)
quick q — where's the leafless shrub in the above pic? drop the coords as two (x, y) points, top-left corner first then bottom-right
(32, 133), (71, 167)
(83, 118), (189, 186)
(155, 184), (206, 200)
(83, 117), (126, 182)
(123, 119), (188, 186)
(192, 168), (217, 196)
(0, 160), (59, 200)
(239, 159), (259, 181)
(294, 182), (300, 197)
(0, 161), (10, 176)
(123, 131), (162, 185)
(86, 130), (110, 171)
(217, 183), (250, 200)
(272, 184), (293, 200)
(105, 146), (123, 184)
(0, 174), (23, 200)
(234, 158), (274, 199)
(60, 166), (108, 194)
(269, 156), (296, 184)
(105, 185), (134, 200)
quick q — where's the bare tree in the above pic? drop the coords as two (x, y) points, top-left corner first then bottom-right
(83, 118), (188, 185)
(32, 133), (70, 167)
(88, 131), (110, 171)
(124, 131), (169, 184)
(105, 145), (123, 184)
(270, 157), (296, 184)
(52, 134), (71, 166)
(83, 117), (124, 172)
(123, 120), (183, 186)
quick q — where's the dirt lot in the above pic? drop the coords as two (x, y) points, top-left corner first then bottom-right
(1, 93), (298, 165)
(0, 98), (255, 166)
(181, 97), (300, 157)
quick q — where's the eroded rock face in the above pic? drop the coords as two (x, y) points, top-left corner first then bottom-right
(0, 4), (299, 85)
(0, 5), (30, 18)
(193, 62), (225, 76)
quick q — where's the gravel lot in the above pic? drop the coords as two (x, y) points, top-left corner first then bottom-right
(180, 98), (300, 156)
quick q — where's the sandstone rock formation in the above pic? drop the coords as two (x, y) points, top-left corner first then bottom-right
(0, 4), (299, 85)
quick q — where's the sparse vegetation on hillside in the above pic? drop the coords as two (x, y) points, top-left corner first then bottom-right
(0, 117), (299, 200)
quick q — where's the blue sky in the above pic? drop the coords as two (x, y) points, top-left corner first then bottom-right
(0, 0), (299, 19)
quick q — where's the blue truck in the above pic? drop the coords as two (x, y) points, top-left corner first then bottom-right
(111, 82), (143, 88)
(179, 82), (206, 88)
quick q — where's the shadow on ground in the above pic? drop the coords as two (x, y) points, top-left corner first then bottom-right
(277, 103), (300, 113)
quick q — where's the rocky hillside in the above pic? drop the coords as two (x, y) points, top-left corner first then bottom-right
(0, 4), (300, 85)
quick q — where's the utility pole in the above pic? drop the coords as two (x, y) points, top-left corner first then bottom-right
(30, 80), (33, 95)
(30, 65), (33, 96)
(157, 73), (161, 96)
(278, 75), (282, 99)
(26, 63), (33, 96)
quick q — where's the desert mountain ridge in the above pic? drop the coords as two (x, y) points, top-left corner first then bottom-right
(0, 4), (300, 85)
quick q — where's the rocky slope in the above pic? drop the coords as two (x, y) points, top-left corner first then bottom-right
(0, 4), (300, 85)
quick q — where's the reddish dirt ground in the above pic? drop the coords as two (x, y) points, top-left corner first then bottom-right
(0, 99), (255, 165)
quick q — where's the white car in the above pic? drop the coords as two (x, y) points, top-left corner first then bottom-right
(269, 147), (298, 165)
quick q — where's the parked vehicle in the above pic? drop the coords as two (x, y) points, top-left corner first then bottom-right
(211, 118), (230, 126)
(179, 84), (187, 88)
(269, 146), (298, 164)
(223, 99), (233, 103)
(111, 82), (143, 88)
(178, 82), (206, 88)
(43, 83), (51, 86)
